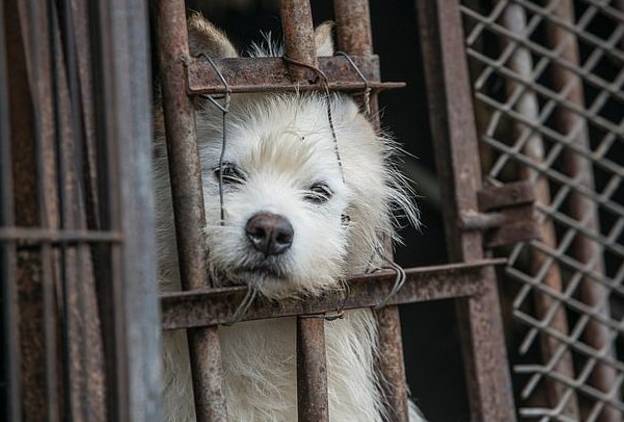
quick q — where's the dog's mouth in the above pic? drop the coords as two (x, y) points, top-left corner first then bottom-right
(225, 259), (289, 285)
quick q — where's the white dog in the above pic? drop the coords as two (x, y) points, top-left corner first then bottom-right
(155, 14), (423, 422)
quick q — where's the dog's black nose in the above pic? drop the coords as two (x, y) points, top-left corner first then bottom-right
(245, 212), (294, 256)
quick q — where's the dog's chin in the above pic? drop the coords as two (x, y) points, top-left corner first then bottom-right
(217, 262), (292, 297)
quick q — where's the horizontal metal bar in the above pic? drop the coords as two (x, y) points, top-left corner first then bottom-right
(186, 56), (405, 95)
(161, 259), (505, 330)
(0, 227), (123, 243)
(460, 211), (507, 230)
(478, 181), (536, 212)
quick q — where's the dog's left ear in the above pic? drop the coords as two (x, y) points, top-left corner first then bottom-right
(315, 21), (334, 57)
(187, 12), (238, 58)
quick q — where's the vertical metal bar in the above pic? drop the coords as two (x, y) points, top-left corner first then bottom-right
(296, 317), (329, 421)
(280, 0), (317, 80)
(85, 0), (127, 418)
(28, 0), (62, 418)
(94, 0), (162, 420)
(333, 2), (410, 420)
(417, 1), (517, 421)
(334, 0), (373, 56)
(154, 0), (228, 421)
(5, 1), (48, 418)
(279, 2), (330, 421)
(541, 2), (618, 420)
(374, 306), (409, 422)
(499, 4), (580, 418)
(49, 2), (107, 417)
(0, 0), (20, 420)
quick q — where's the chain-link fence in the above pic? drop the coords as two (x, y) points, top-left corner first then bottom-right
(461, 0), (624, 420)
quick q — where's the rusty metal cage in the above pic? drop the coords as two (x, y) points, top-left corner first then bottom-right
(457, 0), (624, 420)
(11, 0), (612, 421)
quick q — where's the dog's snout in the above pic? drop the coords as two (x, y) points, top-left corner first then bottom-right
(245, 212), (294, 256)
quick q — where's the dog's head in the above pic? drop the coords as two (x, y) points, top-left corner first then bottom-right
(189, 15), (418, 299)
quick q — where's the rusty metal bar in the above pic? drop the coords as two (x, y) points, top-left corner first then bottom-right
(94, 0), (162, 419)
(296, 317), (329, 421)
(161, 261), (500, 330)
(543, 2), (619, 420)
(497, 4), (580, 416)
(280, 0), (317, 81)
(333, 2), (409, 420)
(6, 0), (50, 418)
(50, 0), (108, 416)
(0, 0), (20, 419)
(0, 227), (123, 243)
(28, 0), (62, 419)
(186, 56), (404, 95)
(334, 0), (373, 56)
(417, 1), (517, 421)
(278, 3), (329, 421)
(154, 0), (227, 421)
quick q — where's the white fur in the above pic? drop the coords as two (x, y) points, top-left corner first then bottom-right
(155, 17), (423, 422)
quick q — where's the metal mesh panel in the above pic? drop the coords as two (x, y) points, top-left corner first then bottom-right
(461, 0), (624, 420)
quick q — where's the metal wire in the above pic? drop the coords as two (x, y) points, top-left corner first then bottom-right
(282, 55), (346, 183)
(198, 54), (232, 226)
(334, 51), (372, 115)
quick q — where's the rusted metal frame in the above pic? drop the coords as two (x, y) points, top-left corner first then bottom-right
(0, 0), (20, 419)
(48, 1), (107, 418)
(296, 317), (329, 422)
(481, 124), (623, 201)
(79, 0), (126, 418)
(460, 181), (541, 248)
(514, 364), (624, 414)
(506, 266), (624, 338)
(93, 0), (162, 420)
(474, 32), (624, 189)
(417, 1), (517, 421)
(513, 310), (624, 375)
(25, 0), (64, 419)
(476, 95), (624, 179)
(279, 2), (330, 420)
(514, 305), (624, 414)
(161, 260), (500, 330)
(467, 45), (624, 149)
(461, 5), (624, 105)
(68, 0), (100, 232)
(490, 3), (581, 416)
(154, 1), (228, 421)
(526, 239), (624, 297)
(0, 227), (123, 243)
(542, 1), (619, 420)
(512, 0), (624, 64)
(334, 0), (373, 56)
(472, 1), (624, 416)
(481, 132), (624, 218)
(581, 0), (624, 22)
(186, 56), (404, 95)
(532, 201), (624, 257)
(467, 1), (624, 186)
(5, 0), (55, 418)
(465, 0), (542, 110)
(332, 2), (410, 421)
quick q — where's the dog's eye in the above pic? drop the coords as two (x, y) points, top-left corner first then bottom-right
(304, 183), (333, 204)
(214, 162), (245, 185)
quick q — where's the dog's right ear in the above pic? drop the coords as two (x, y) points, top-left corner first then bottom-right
(187, 13), (238, 58)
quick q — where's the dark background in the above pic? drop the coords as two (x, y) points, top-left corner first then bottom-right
(183, 1), (467, 420)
